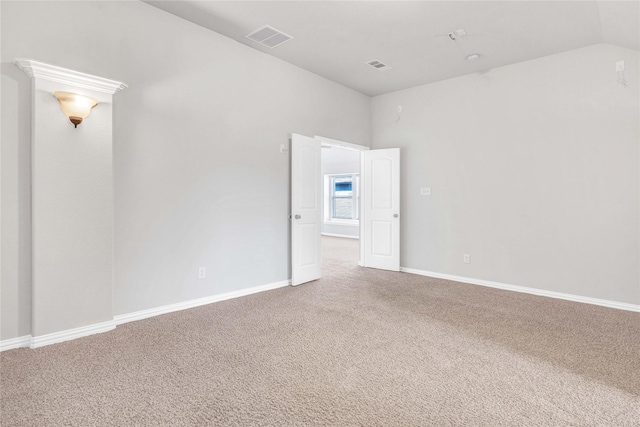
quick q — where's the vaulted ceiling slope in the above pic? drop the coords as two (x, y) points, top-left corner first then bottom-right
(146, 1), (640, 96)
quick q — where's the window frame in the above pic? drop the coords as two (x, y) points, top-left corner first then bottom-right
(324, 173), (360, 226)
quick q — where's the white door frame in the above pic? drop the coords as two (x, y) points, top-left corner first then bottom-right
(314, 136), (369, 266)
(315, 135), (371, 153)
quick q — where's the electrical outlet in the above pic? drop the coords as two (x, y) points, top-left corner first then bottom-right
(420, 187), (431, 196)
(463, 254), (470, 264)
(198, 267), (206, 279)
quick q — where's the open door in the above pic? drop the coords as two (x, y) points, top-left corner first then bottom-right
(291, 133), (322, 286)
(362, 148), (400, 271)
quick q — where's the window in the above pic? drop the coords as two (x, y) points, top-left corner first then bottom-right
(327, 174), (359, 222)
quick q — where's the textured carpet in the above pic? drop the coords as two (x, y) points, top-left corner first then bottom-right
(1, 236), (639, 426)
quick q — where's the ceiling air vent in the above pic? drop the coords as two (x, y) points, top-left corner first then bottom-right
(246, 25), (293, 49)
(366, 60), (392, 72)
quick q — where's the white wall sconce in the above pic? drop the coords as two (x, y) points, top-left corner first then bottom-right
(53, 91), (98, 128)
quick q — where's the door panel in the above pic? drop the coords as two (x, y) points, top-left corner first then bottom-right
(299, 146), (318, 209)
(299, 223), (319, 266)
(372, 221), (393, 256)
(291, 134), (322, 286)
(372, 158), (392, 208)
(363, 148), (400, 271)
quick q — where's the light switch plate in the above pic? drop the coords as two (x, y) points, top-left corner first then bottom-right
(420, 187), (431, 196)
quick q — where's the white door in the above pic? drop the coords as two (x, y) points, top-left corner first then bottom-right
(291, 133), (322, 286)
(362, 148), (400, 271)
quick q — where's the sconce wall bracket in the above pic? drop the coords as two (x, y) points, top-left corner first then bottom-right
(15, 59), (127, 94)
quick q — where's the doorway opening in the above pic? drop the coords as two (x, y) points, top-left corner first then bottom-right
(317, 136), (369, 268)
(290, 133), (399, 287)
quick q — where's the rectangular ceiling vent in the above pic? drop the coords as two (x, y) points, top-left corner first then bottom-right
(246, 25), (293, 49)
(366, 60), (392, 72)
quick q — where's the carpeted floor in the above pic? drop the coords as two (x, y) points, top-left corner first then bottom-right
(1, 236), (639, 426)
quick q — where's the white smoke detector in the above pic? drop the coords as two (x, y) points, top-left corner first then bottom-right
(448, 28), (467, 41)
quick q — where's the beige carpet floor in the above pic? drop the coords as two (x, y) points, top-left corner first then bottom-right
(1, 236), (639, 426)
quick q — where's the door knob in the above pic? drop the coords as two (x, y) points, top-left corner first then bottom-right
(393, 214), (399, 218)
(295, 214), (301, 219)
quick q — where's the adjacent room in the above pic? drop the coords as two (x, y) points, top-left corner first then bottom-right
(1, 1), (639, 425)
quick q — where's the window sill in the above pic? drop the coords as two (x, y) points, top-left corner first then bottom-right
(324, 220), (359, 227)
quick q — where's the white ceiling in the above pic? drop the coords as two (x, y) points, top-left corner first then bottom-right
(146, 1), (640, 97)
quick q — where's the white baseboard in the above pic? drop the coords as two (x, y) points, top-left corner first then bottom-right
(400, 267), (640, 312)
(2, 322), (116, 351)
(114, 279), (290, 326)
(321, 232), (359, 239)
(1, 321), (116, 351)
(30, 320), (116, 349)
(1, 280), (290, 352)
(0, 335), (32, 351)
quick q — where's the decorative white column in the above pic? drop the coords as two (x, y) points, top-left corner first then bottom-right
(16, 59), (126, 347)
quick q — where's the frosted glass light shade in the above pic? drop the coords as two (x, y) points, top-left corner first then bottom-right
(53, 91), (98, 128)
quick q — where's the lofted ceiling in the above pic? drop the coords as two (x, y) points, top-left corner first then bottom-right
(146, 1), (640, 96)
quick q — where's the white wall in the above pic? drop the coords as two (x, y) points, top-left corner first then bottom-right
(372, 44), (640, 305)
(0, 1), (370, 340)
(1, 7), (32, 340)
(321, 146), (360, 238)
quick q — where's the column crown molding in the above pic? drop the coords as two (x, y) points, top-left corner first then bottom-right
(15, 58), (127, 95)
